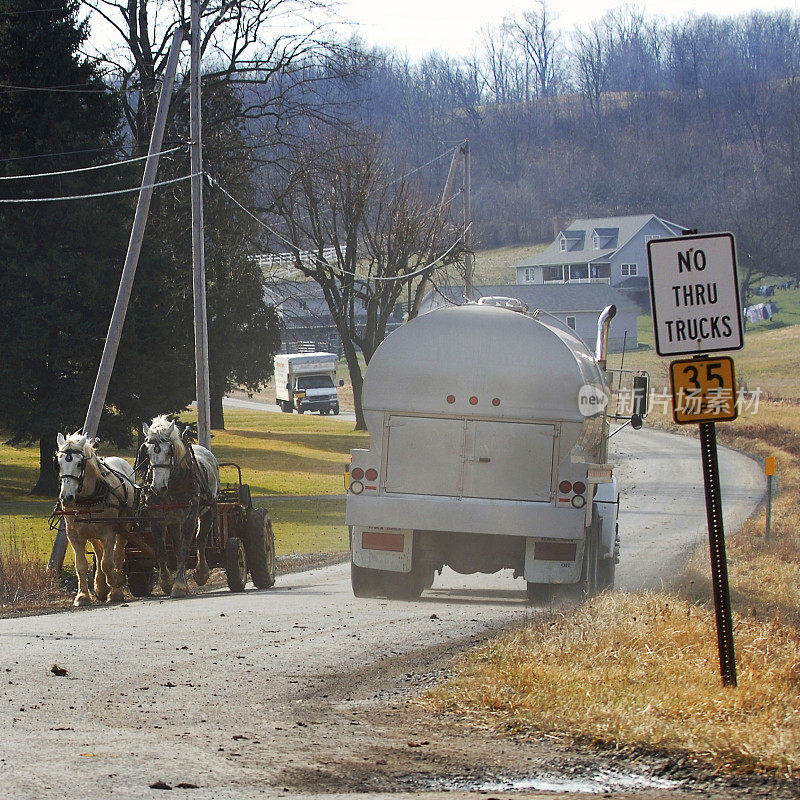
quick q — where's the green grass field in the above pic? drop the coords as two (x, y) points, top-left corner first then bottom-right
(0, 410), (368, 560)
(608, 286), (800, 401)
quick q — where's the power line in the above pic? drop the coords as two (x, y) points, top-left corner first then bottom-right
(0, 173), (198, 203)
(0, 82), (112, 94)
(389, 146), (458, 187)
(0, 144), (186, 181)
(0, 145), (125, 164)
(209, 174), (467, 285)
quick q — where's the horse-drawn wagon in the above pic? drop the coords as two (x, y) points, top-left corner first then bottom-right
(53, 418), (276, 606)
(124, 461), (276, 597)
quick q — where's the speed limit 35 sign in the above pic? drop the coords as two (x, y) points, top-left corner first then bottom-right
(669, 356), (737, 424)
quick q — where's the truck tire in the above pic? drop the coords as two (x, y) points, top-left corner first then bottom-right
(244, 508), (276, 589)
(583, 518), (602, 597)
(351, 559), (380, 598)
(332, 406), (340, 415)
(127, 567), (156, 597)
(281, 400), (292, 413)
(225, 536), (248, 592)
(525, 582), (553, 605)
(598, 557), (615, 592)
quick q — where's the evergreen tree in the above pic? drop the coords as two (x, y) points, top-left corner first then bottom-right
(0, 0), (128, 494)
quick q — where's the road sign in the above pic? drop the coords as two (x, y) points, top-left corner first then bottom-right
(647, 232), (743, 357)
(669, 356), (738, 424)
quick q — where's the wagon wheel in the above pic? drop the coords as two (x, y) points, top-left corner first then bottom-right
(127, 567), (156, 598)
(225, 537), (248, 592)
(244, 508), (276, 589)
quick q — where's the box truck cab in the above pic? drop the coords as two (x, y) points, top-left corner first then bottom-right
(274, 352), (341, 415)
(345, 300), (640, 601)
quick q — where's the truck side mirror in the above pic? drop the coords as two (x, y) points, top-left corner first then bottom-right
(632, 374), (649, 420)
(339, 379), (344, 387)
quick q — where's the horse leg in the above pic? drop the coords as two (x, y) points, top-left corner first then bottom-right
(152, 521), (173, 595)
(98, 532), (123, 603)
(91, 539), (110, 602)
(69, 530), (92, 607)
(193, 510), (211, 587)
(170, 511), (196, 598)
(107, 529), (127, 603)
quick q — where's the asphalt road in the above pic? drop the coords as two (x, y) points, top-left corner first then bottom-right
(223, 396), (358, 423)
(0, 428), (765, 799)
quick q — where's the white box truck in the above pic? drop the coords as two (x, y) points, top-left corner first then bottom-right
(274, 352), (341, 415)
(345, 298), (645, 601)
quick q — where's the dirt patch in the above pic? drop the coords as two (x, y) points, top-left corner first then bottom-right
(269, 626), (800, 799)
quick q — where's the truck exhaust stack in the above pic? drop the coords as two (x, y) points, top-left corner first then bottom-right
(595, 304), (617, 371)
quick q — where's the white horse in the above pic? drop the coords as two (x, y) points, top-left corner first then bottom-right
(141, 416), (220, 598)
(56, 432), (137, 606)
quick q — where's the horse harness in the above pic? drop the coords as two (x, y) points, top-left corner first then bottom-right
(51, 448), (137, 528)
(138, 431), (215, 513)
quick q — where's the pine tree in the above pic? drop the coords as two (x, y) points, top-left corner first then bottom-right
(0, 0), (128, 494)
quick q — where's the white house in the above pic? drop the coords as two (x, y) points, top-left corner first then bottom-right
(514, 214), (685, 305)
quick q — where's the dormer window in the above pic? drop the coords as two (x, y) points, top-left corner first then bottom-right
(559, 235), (566, 252)
(592, 232), (600, 249)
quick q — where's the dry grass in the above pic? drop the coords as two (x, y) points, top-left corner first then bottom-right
(423, 401), (800, 774)
(421, 594), (800, 774)
(0, 533), (64, 610)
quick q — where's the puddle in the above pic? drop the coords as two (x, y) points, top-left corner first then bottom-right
(441, 769), (683, 794)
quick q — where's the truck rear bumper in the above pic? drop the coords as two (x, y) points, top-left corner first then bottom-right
(346, 494), (585, 539)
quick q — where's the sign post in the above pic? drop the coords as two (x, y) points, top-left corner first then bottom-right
(647, 231), (744, 687)
(765, 457), (775, 540)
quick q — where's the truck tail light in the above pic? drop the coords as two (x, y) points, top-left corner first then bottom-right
(571, 494), (586, 508)
(573, 481), (586, 494)
(351, 467), (364, 480)
(558, 480), (572, 494)
(365, 468), (378, 481)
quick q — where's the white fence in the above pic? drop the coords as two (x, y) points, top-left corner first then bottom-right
(255, 247), (337, 277)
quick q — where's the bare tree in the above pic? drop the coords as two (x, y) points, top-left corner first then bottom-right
(268, 128), (462, 428)
(83, 0), (339, 152)
(508, 0), (562, 97)
(572, 19), (611, 116)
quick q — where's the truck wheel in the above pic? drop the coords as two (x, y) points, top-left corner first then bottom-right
(225, 537), (248, 592)
(244, 508), (276, 589)
(332, 406), (340, 416)
(320, 408), (328, 415)
(598, 557), (615, 592)
(281, 401), (292, 413)
(351, 559), (380, 598)
(297, 408), (305, 414)
(582, 518), (602, 597)
(127, 567), (156, 597)
(525, 582), (553, 605)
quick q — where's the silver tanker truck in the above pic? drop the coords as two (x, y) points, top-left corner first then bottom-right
(345, 297), (645, 601)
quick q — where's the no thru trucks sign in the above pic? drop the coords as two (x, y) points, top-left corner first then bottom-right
(647, 232), (743, 357)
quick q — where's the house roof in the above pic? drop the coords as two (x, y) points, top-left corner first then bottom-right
(421, 283), (640, 315)
(515, 214), (684, 269)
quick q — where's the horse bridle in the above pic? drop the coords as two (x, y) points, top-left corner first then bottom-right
(144, 438), (189, 486)
(57, 448), (87, 493)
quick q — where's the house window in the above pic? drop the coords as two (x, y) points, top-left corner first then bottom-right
(559, 236), (566, 252)
(621, 263), (638, 276)
(543, 265), (564, 282)
(592, 233), (600, 249)
(523, 267), (536, 282)
(566, 316), (577, 330)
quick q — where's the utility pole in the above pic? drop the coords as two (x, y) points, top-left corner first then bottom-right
(461, 139), (474, 302)
(409, 146), (461, 319)
(82, 26), (185, 441)
(50, 27), (186, 573)
(190, 0), (211, 449)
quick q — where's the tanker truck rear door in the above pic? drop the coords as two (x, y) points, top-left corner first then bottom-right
(383, 415), (556, 502)
(462, 420), (556, 501)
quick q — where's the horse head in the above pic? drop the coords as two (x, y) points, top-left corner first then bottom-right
(56, 431), (98, 506)
(142, 416), (183, 497)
